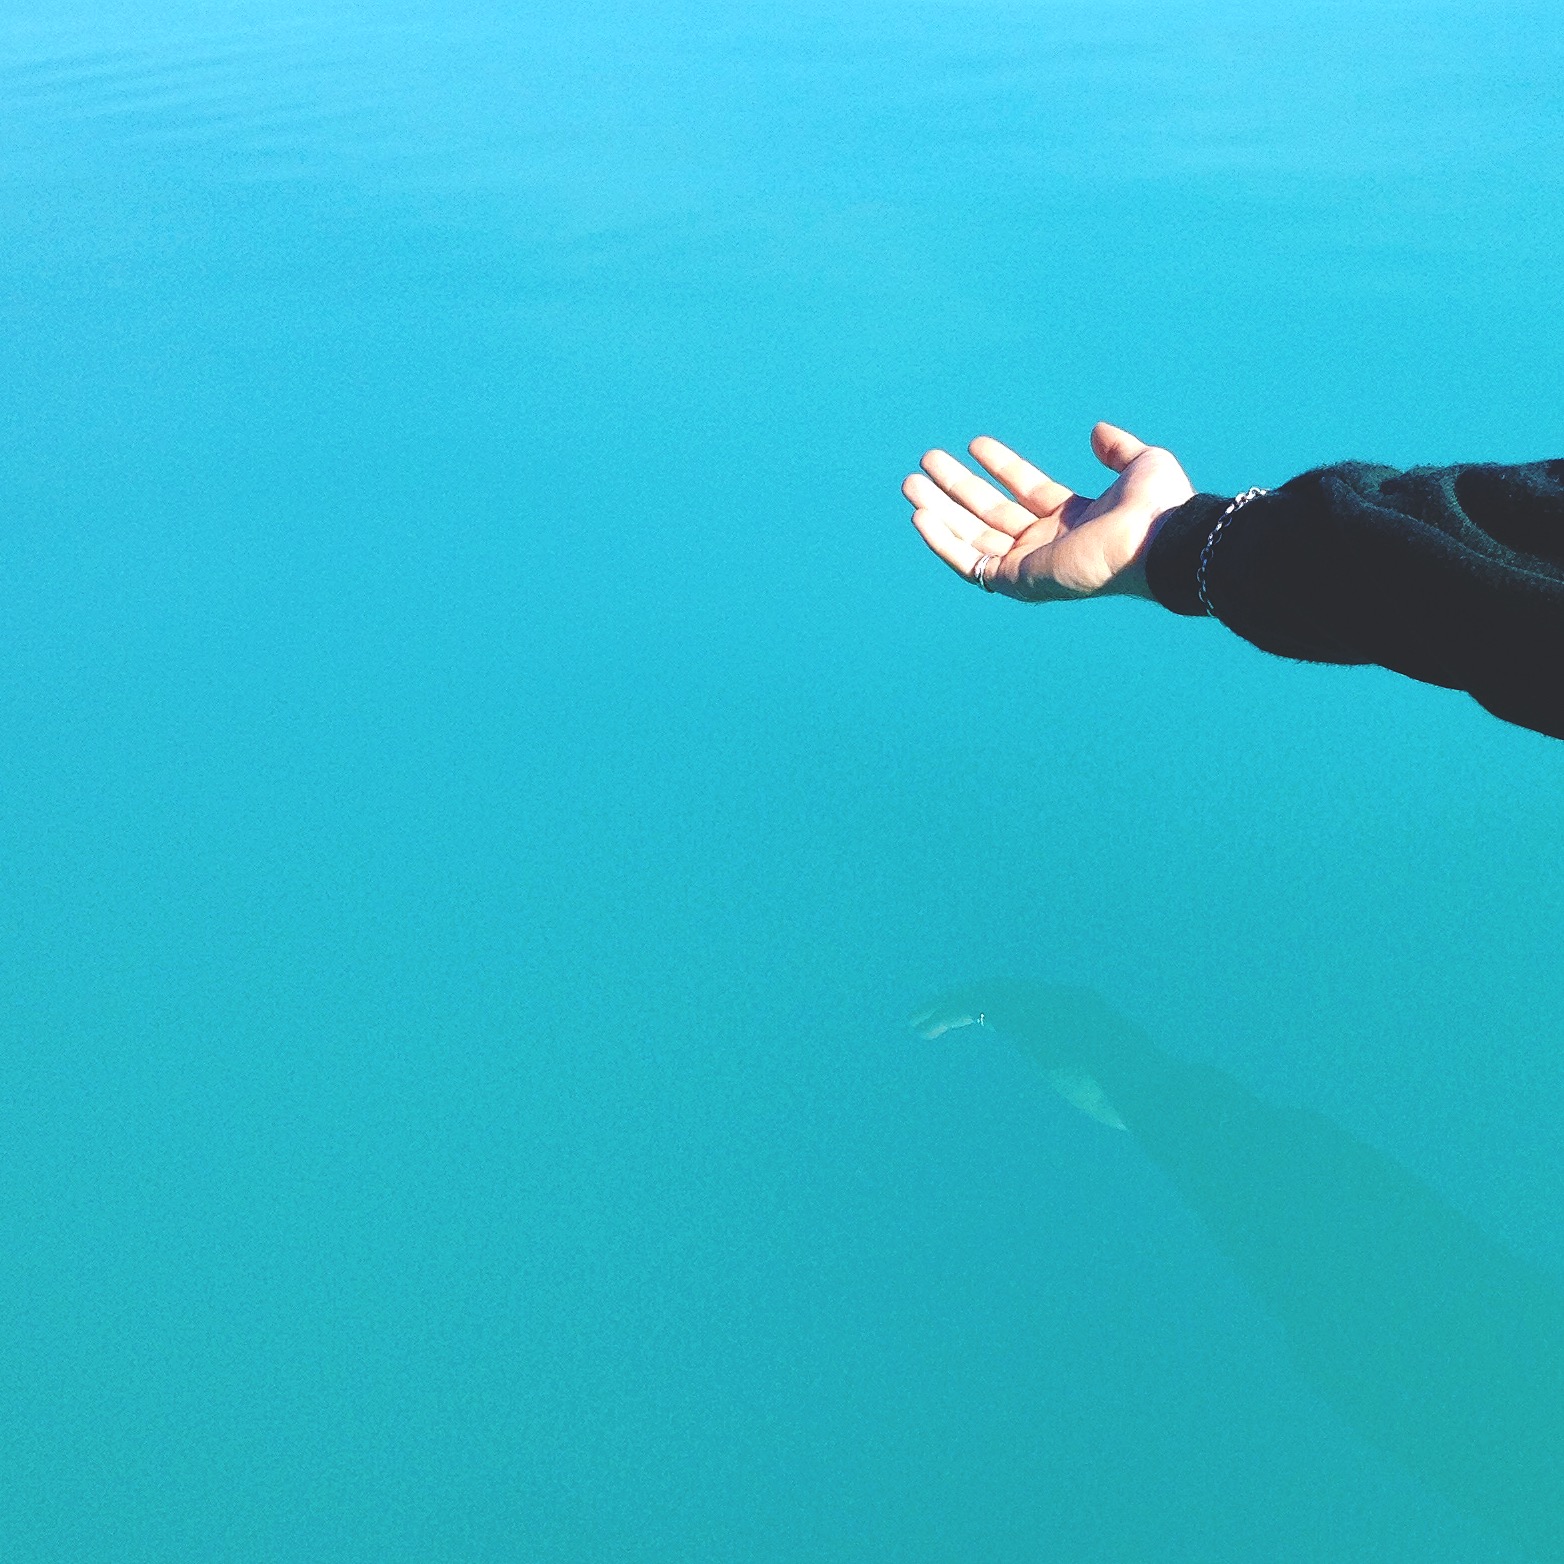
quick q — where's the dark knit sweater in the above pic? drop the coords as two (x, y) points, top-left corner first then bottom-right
(1144, 459), (1564, 740)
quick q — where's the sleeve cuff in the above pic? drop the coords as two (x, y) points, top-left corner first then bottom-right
(1143, 493), (1232, 616)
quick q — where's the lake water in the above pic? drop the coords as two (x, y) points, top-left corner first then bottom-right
(2, 2), (1563, 1559)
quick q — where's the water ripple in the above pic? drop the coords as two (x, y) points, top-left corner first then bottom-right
(0, 1), (1560, 255)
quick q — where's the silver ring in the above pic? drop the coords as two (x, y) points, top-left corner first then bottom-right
(972, 553), (997, 592)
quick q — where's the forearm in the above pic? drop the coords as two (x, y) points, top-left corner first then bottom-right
(1145, 459), (1564, 739)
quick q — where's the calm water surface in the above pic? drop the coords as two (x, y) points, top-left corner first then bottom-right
(2, 2), (1563, 1559)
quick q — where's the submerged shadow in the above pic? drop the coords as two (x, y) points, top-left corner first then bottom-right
(912, 982), (1564, 1562)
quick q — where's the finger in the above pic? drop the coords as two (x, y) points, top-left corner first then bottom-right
(1090, 421), (1149, 473)
(919, 448), (1038, 538)
(903, 472), (1016, 557)
(908, 985), (993, 1037)
(904, 493), (1051, 602)
(968, 436), (1075, 518)
(909, 502), (987, 582)
(907, 1006), (982, 1039)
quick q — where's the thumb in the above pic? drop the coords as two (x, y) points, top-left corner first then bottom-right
(1090, 421), (1149, 474)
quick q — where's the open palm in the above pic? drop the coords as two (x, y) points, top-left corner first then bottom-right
(903, 422), (1194, 601)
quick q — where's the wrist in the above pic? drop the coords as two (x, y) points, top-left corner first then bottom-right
(1115, 505), (1180, 599)
(1143, 493), (1232, 616)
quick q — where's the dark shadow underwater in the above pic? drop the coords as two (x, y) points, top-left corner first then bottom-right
(912, 983), (1564, 1562)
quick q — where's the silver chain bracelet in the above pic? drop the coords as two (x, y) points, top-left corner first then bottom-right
(1196, 487), (1269, 617)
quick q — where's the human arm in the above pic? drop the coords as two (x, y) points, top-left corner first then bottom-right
(904, 427), (1564, 740)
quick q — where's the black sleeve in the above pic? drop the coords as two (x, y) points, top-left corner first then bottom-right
(1143, 458), (1564, 740)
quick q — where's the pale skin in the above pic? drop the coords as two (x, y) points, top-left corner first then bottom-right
(903, 422), (1195, 601)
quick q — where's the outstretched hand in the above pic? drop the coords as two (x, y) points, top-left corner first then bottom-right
(907, 982), (1153, 1124)
(907, 981), (1143, 1063)
(903, 422), (1194, 601)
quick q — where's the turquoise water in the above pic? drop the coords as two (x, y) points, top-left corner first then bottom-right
(2, 2), (1563, 1558)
